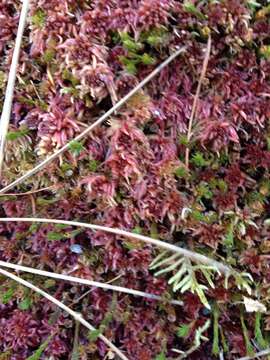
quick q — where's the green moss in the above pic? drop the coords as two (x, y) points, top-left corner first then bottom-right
(88, 159), (100, 172)
(142, 27), (169, 47)
(179, 135), (189, 147)
(175, 166), (188, 178)
(141, 53), (156, 65)
(42, 49), (56, 64)
(6, 128), (30, 141)
(191, 152), (208, 167)
(196, 183), (213, 200)
(47, 232), (64, 241)
(62, 69), (80, 87)
(68, 140), (85, 156)
(191, 209), (205, 222)
(183, 2), (207, 20)
(259, 45), (270, 59)
(31, 9), (46, 28)
(177, 323), (191, 338)
(132, 226), (142, 234)
(118, 32), (156, 73)
(119, 32), (143, 52)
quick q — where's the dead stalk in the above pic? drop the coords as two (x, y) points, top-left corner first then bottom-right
(185, 36), (211, 168)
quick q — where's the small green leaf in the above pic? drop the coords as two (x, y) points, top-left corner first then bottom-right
(6, 129), (29, 141)
(191, 210), (205, 222)
(123, 242), (137, 250)
(196, 285), (211, 310)
(132, 226), (142, 234)
(0, 71), (7, 90)
(123, 39), (143, 52)
(175, 166), (188, 178)
(88, 159), (99, 172)
(1, 288), (15, 304)
(260, 45), (270, 59)
(120, 32), (143, 52)
(179, 135), (189, 146)
(119, 56), (138, 74)
(145, 27), (169, 47)
(267, 138), (270, 151)
(62, 69), (80, 87)
(220, 327), (229, 353)
(47, 232), (64, 241)
(177, 324), (190, 338)
(69, 140), (85, 156)
(197, 183), (213, 200)
(141, 53), (155, 65)
(88, 329), (101, 342)
(29, 224), (39, 233)
(183, 2), (206, 20)
(44, 279), (56, 288)
(42, 49), (55, 63)
(155, 352), (166, 360)
(191, 152), (208, 167)
(31, 9), (46, 28)
(18, 297), (32, 310)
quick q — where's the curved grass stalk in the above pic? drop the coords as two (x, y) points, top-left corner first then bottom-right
(0, 217), (233, 275)
(0, 0), (30, 176)
(0, 260), (183, 306)
(0, 46), (186, 194)
(0, 267), (129, 360)
(185, 35), (211, 168)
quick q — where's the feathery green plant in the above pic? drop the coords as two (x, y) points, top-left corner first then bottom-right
(150, 251), (220, 309)
(150, 251), (254, 309)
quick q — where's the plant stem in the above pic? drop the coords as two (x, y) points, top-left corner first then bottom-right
(185, 36), (211, 168)
(0, 267), (129, 360)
